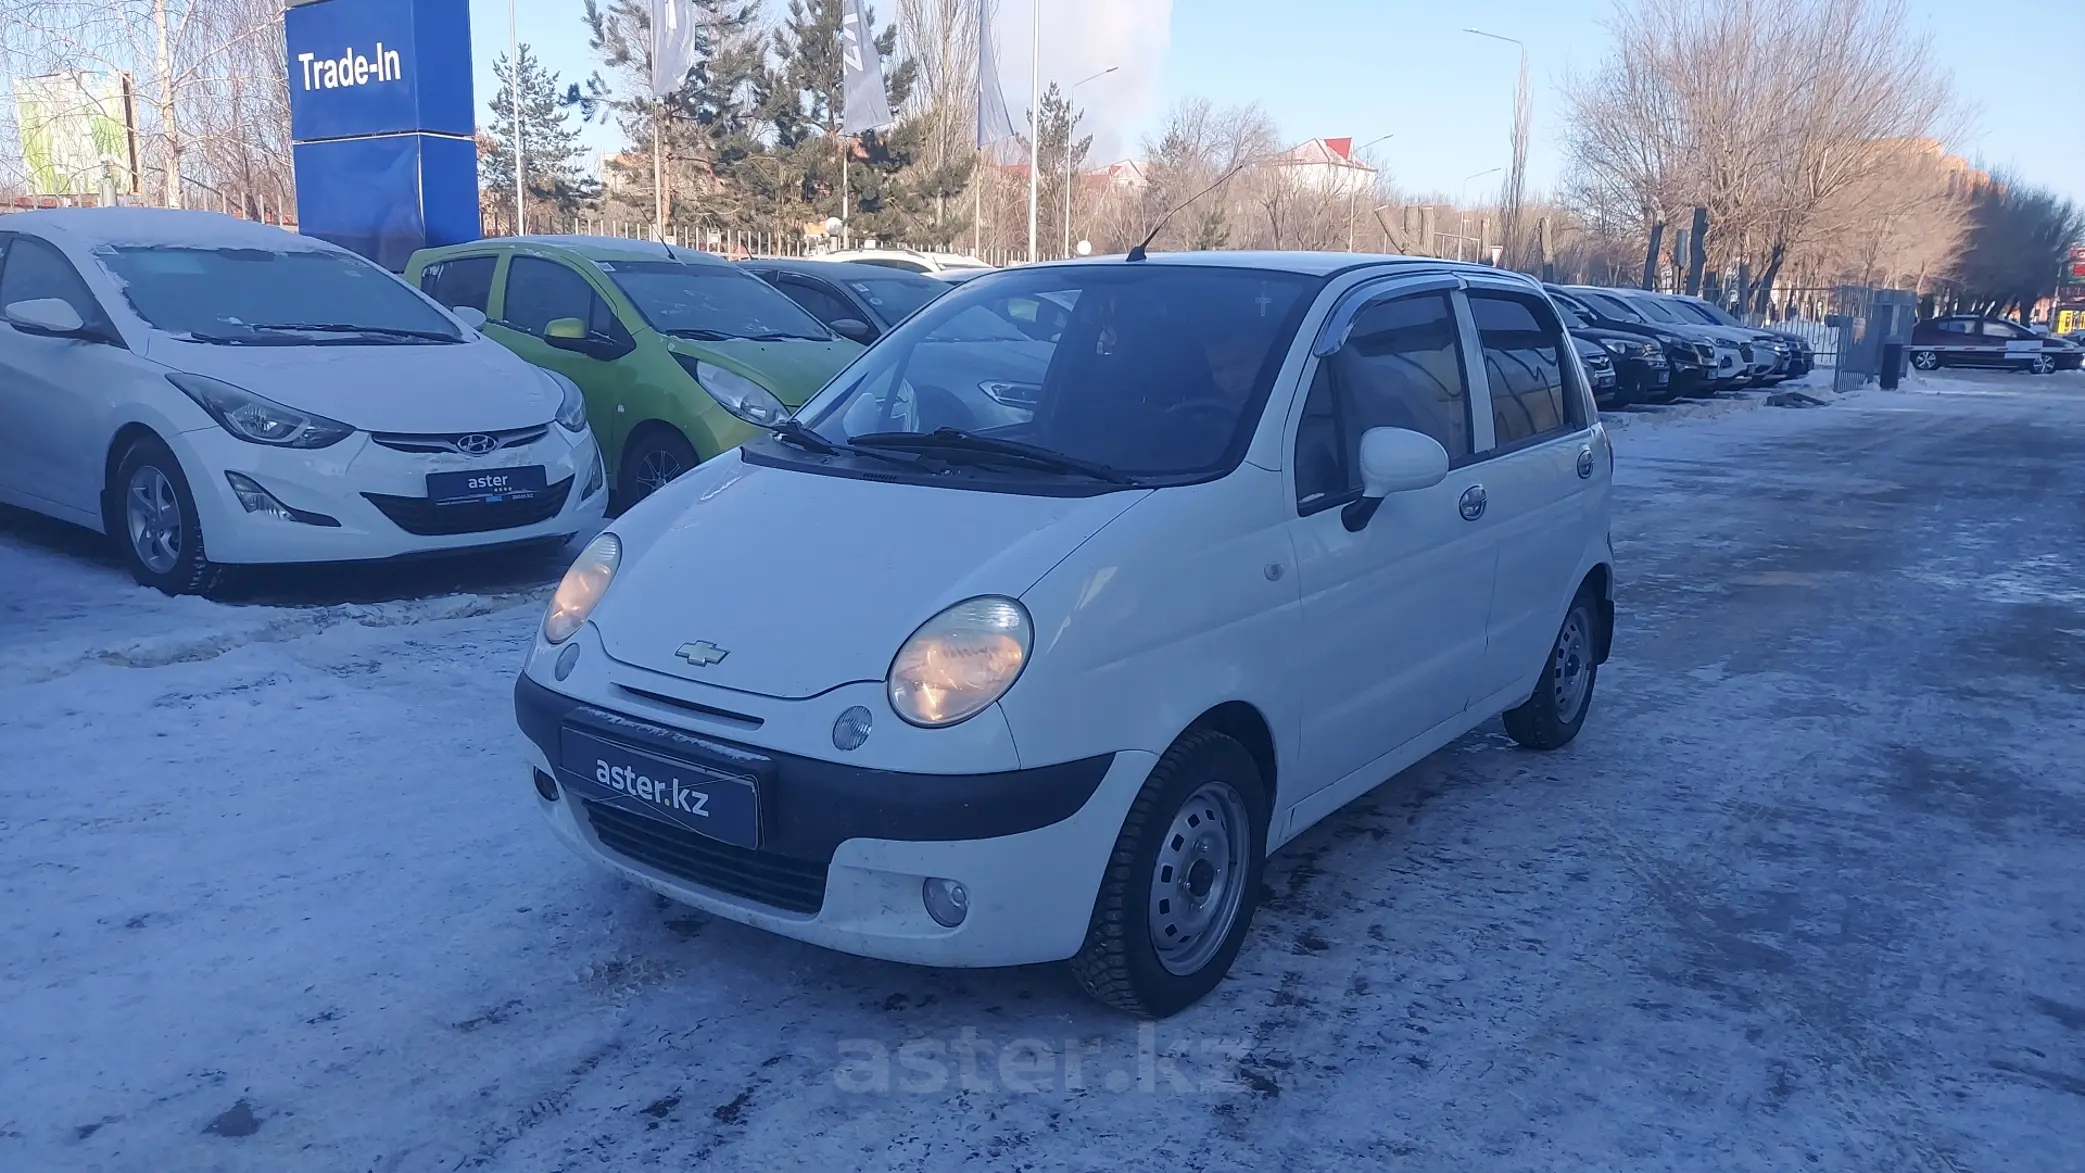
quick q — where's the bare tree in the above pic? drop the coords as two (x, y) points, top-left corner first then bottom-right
(1561, 0), (1963, 303)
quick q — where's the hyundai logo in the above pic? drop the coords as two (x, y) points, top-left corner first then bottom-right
(454, 433), (500, 455)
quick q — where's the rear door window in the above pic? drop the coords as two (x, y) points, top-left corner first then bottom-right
(422, 255), (496, 313)
(1468, 292), (1580, 450)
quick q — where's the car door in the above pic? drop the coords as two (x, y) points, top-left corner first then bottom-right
(1982, 318), (2043, 368)
(0, 234), (124, 514)
(1285, 283), (1499, 796)
(1461, 282), (1606, 701)
(487, 254), (641, 459)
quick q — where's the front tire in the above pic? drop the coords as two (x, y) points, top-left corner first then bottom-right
(1069, 730), (1268, 1018)
(1911, 349), (1940, 371)
(615, 426), (699, 513)
(1503, 592), (1600, 751)
(109, 436), (228, 597)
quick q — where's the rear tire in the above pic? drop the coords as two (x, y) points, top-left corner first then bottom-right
(1503, 592), (1601, 751)
(615, 426), (699, 513)
(108, 436), (229, 597)
(2031, 353), (2056, 375)
(1069, 730), (1268, 1018)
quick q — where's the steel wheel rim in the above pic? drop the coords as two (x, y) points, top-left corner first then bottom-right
(635, 449), (683, 497)
(1148, 779), (1251, 976)
(125, 465), (182, 575)
(1552, 608), (1593, 722)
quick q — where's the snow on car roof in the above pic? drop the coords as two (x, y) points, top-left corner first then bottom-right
(1043, 250), (1507, 278)
(514, 235), (730, 265)
(6, 207), (339, 253)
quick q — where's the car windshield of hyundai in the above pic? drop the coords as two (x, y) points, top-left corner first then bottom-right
(757, 264), (1320, 490)
(1671, 298), (1743, 328)
(600, 260), (836, 342)
(97, 246), (466, 345)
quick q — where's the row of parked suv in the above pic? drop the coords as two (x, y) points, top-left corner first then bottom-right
(1546, 284), (1814, 410)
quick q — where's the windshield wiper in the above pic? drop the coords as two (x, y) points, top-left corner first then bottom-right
(249, 322), (458, 342)
(746, 331), (828, 342)
(767, 419), (923, 469)
(848, 427), (1137, 485)
(664, 327), (738, 341)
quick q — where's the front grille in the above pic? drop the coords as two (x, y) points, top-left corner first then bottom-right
(364, 477), (572, 535)
(583, 800), (829, 914)
(370, 425), (550, 454)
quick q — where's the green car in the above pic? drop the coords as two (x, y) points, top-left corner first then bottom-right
(405, 237), (862, 507)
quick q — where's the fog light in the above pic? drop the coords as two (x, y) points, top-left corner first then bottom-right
(224, 471), (339, 526)
(922, 877), (968, 928)
(831, 705), (873, 751)
(553, 641), (581, 681)
(533, 769), (560, 802)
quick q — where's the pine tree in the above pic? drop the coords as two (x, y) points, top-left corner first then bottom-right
(482, 44), (597, 227)
(765, 0), (926, 243)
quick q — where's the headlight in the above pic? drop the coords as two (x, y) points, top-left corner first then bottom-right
(1599, 339), (1630, 355)
(167, 373), (354, 448)
(888, 596), (1032, 727)
(673, 353), (787, 426)
(548, 371), (589, 432)
(543, 533), (620, 645)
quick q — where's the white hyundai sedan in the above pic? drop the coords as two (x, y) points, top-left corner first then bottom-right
(515, 252), (1614, 1016)
(0, 209), (606, 594)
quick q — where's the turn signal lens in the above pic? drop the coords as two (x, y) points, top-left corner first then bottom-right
(888, 597), (1031, 727)
(543, 533), (620, 644)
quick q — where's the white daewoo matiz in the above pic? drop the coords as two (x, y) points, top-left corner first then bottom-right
(517, 252), (1614, 1016)
(0, 209), (606, 594)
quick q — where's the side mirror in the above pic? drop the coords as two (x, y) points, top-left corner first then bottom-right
(829, 317), (874, 343)
(542, 317), (593, 354)
(1342, 426), (1450, 532)
(6, 297), (87, 337)
(450, 306), (487, 329)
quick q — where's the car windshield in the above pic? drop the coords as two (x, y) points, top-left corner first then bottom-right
(1552, 298), (1590, 330)
(841, 274), (945, 322)
(602, 260), (833, 340)
(1627, 296), (1685, 324)
(98, 246), (463, 343)
(1686, 299), (1743, 327)
(1575, 290), (1644, 323)
(787, 264), (1320, 483)
(1666, 300), (1721, 326)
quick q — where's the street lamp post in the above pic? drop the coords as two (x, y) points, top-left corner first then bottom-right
(1346, 132), (1393, 251)
(1465, 28), (1530, 266)
(1063, 66), (1119, 259)
(1456, 167), (1502, 261)
(1026, 1), (1040, 264)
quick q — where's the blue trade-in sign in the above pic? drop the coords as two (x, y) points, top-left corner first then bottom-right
(284, 0), (472, 142)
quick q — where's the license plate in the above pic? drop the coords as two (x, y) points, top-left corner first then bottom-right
(558, 727), (760, 848)
(426, 466), (546, 506)
(1654, 370), (1670, 385)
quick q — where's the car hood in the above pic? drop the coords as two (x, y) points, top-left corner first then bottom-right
(663, 337), (863, 408)
(144, 334), (560, 433)
(589, 454), (1148, 699)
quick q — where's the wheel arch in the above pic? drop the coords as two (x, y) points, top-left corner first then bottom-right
(1579, 562), (1615, 664)
(1178, 700), (1278, 814)
(100, 421), (170, 536)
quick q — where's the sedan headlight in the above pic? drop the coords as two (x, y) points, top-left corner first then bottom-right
(888, 597), (1032, 727)
(543, 533), (620, 644)
(674, 353), (788, 427)
(548, 371), (589, 432)
(167, 372), (354, 448)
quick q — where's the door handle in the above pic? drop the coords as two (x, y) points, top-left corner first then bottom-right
(1458, 484), (1487, 521)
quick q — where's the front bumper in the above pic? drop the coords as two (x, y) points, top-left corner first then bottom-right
(514, 672), (1147, 967)
(174, 424), (606, 563)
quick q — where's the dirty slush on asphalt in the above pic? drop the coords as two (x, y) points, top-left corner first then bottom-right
(3, 372), (2083, 1171)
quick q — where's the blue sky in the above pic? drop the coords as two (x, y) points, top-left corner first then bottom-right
(469, 0), (2085, 204)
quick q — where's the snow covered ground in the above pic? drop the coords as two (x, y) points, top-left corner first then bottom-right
(5, 371), (2084, 1172)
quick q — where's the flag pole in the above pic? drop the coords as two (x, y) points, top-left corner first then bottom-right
(1025, 0), (1038, 264)
(654, 110), (666, 242)
(510, 0), (523, 234)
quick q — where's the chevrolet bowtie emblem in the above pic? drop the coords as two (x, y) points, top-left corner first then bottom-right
(675, 641), (729, 667)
